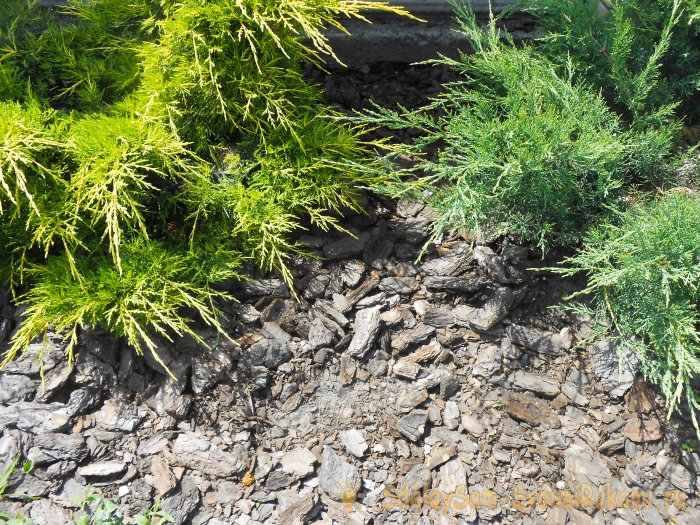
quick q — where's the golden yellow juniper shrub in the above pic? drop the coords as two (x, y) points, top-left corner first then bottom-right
(0, 0), (415, 367)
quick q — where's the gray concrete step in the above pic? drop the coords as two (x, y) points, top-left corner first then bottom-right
(327, 1), (532, 65)
(35, 0), (533, 65)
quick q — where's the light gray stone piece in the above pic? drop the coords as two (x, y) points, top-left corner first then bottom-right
(0, 374), (35, 403)
(391, 323), (436, 353)
(32, 433), (88, 464)
(563, 445), (612, 490)
(170, 432), (247, 478)
(657, 455), (695, 493)
(397, 410), (429, 442)
(0, 402), (70, 434)
(454, 287), (519, 332)
(512, 370), (560, 397)
(77, 461), (127, 478)
(340, 429), (368, 458)
(508, 324), (566, 356)
(472, 344), (502, 379)
(161, 475), (200, 524)
(346, 306), (382, 358)
(378, 277), (419, 294)
(422, 243), (472, 276)
(318, 446), (361, 501)
(590, 340), (639, 397)
(280, 447), (316, 479)
(308, 317), (334, 351)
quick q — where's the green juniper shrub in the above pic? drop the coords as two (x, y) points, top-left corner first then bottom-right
(354, 3), (656, 253)
(517, 0), (700, 126)
(556, 191), (700, 430)
(513, 0), (700, 431)
(0, 0), (414, 369)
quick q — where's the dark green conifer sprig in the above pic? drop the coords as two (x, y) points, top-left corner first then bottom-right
(512, 0), (700, 433)
(354, 5), (640, 252)
(556, 192), (700, 430)
(517, 0), (700, 125)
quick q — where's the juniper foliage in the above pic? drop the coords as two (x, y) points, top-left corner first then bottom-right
(515, 0), (700, 430)
(557, 192), (700, 429)
(353, 2), (697, 428)
(518, 0), (700, 125)
(354, 4), (642, 252)
(0, 0), (413, 368)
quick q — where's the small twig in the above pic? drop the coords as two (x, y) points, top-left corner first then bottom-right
(245, 415), (276, 426)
